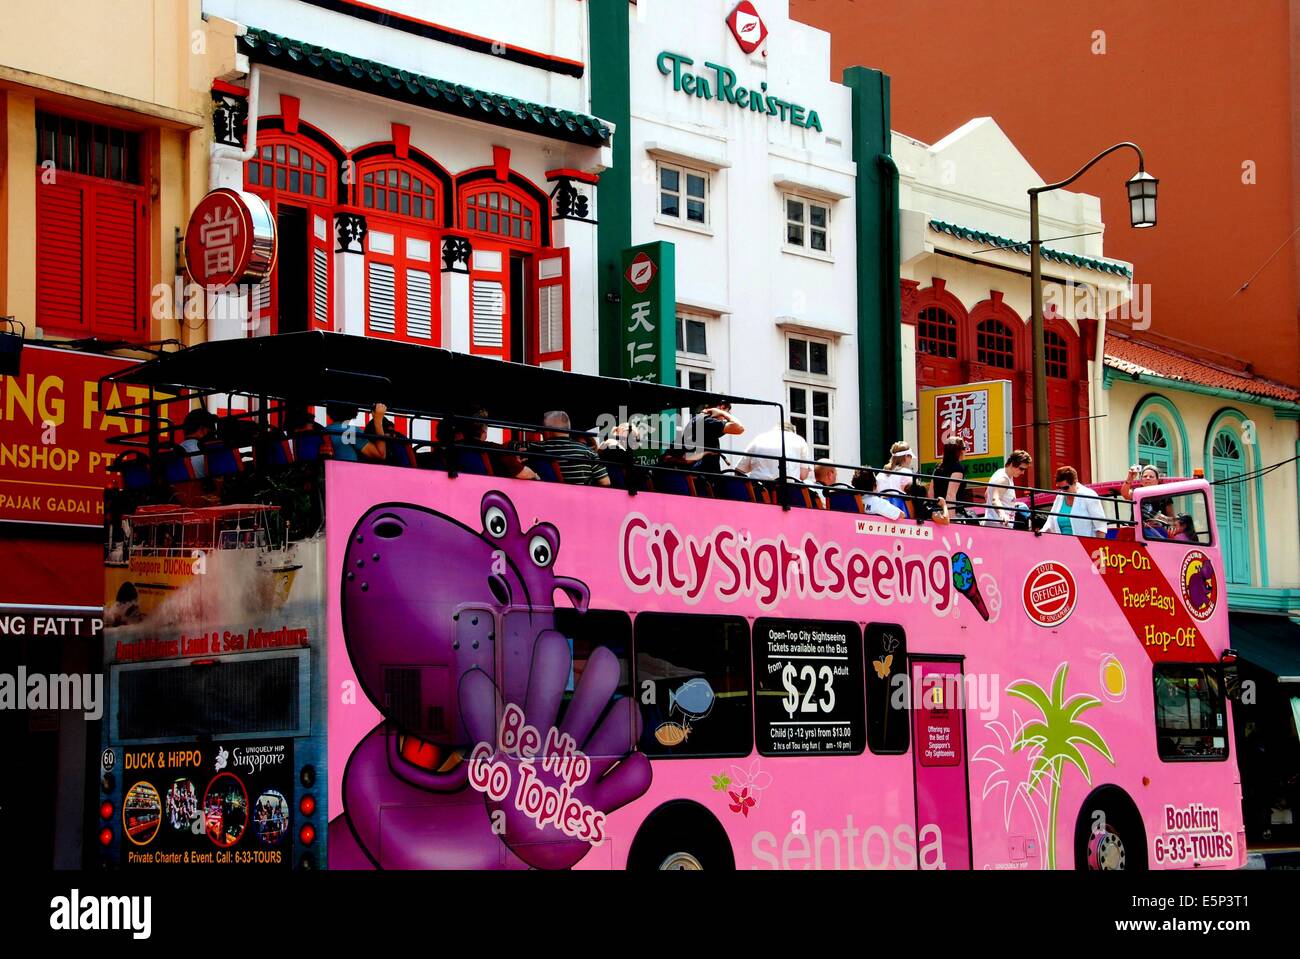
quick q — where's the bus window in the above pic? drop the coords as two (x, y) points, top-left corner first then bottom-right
(634, 613), (751, 759)
(500, 609), (632, 752)
(555, 608), (633, 754)
(1141, 489), (1212, 546)
(866, 623), (909, 755)
(752, 618), (864, 756)
(112, 650), (308, 742)
(1154, 665), (1229, 761)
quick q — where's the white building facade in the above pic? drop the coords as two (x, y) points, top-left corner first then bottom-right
(624, 0), (868, 469)
(201, 0), (610, 384)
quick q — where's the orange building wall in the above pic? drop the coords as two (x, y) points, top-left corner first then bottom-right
(794, 0), (1300, 385)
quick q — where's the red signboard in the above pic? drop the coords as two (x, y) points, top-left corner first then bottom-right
(183, 188), (276, 291)
(0, 346), (179, 526)
(727, 2), (768, 54)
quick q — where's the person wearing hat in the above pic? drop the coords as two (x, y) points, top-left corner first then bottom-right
(876, 441), (917, 495)
(178, 408), (218, 479)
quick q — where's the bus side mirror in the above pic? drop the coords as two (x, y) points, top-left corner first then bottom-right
(1221, 650), (1241, 702)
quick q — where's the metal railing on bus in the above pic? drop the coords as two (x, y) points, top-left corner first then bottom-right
(100, 389), (1186, 541)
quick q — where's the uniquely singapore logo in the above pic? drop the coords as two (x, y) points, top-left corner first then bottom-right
(619, 513), (980, 617)
(1021, 561), (1077, 627)
(1180, 550), (1218, 621)
(232, 744), (287, 776)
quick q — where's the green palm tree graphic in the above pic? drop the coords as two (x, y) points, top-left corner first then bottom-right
(1008, 663), (1115, 869)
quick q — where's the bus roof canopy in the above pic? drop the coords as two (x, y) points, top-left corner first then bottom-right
(104, 332), (778, 428)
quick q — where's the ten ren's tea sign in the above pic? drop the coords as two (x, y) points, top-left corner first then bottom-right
(183, 188), (276, 291)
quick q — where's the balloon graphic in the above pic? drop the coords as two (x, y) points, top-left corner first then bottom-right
(951, 552), (990, 621)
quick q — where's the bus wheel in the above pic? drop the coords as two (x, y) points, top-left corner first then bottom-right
(1074, 787), (1147, 871)
(627, 800), (734, 871)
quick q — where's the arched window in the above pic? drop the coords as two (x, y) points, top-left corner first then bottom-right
(917, 307), (958, 358)
(360, 166), (441, 222)
(243, 129), (341, 335)
(1136, 416), (1173, 476)
(355, 156), (445, 345)
(1210, 428), (1251, 584)
(247, 139), (334, 202)
(976, 319), (1015, 369)
(1045, 330), (1069, 378)
(462, 185), (539, 245)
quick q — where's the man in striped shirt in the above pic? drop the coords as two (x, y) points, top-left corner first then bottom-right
(528, 411), (611, 486)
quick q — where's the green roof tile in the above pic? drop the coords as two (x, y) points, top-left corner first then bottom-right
(928, 219), (1132, 278)
(238, 27), (612, 148)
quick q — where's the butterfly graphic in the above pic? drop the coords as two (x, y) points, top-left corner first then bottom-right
(711, 773), (732, 792)
(728, 787), (756, 817)
(873, 634), (901, 680)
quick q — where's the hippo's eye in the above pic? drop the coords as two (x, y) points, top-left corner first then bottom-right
(484, 506), (508, 539)
(528, 534), (553, 567)
(373, 520), (404, 539)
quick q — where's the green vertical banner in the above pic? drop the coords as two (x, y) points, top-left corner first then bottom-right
(619, 241), (676, 384)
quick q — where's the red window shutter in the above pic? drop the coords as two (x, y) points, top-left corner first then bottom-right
(35, 176), (87, 333)
(89, 184), (145, 336)
(534, 247), (569, 369)
(309, 211), (332, 331)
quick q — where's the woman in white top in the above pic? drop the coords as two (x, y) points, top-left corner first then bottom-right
(875, 441), (916, 495)
(983, 449), (1032, 527)
(1042, 465), (1109, 538)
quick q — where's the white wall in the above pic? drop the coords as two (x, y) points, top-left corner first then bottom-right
(204, 0), (590, 113)
(628, 0), (861, 467)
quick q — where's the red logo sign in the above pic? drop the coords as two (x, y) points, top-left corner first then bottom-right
(727, 2), (768, 54)
(1022, 561), (1077, 627)
(625, 251), (657, 293)
(184, 188), (275, 290)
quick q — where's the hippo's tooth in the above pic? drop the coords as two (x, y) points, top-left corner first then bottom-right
(436, 750), (464, 774)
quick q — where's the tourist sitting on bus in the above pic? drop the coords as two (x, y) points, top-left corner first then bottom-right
(1120, 464), (1176, 538)
(851, 467), (905, 520)
(528, 411), (610, 486)
(324, 402), (388, 463)
(876, 440), (917, 495)
(931, 437), (976, 512)
(436, 410), (538, 480)
(983, 450), (1032, 527)
(735, 421), (811, 482)
(683, 401), (746, 473)
(903, 481), (951, 525)
(1042, 466), (1108, 538)
(178, 408), (219, 479)
(1171, 513), (1197, 542)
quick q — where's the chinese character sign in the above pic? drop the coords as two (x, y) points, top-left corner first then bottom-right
(619, 242), (675, 385)
(919, 380), (1012, 482)
(183, 188), (276, 291)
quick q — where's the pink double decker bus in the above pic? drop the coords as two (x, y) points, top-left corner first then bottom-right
(97, 333), (1242, 871)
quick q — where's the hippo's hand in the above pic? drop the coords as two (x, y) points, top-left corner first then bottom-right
(459, 632), (652, 870)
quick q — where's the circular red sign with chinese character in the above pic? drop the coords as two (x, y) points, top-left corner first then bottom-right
(1022, 561), (1077, 627)
(184, 188), (276, 291)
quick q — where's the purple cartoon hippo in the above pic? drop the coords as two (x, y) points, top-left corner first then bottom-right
(329, 490), (651, 870)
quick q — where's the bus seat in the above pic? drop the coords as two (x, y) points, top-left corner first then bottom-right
(448, 447), (493, 476)
(783, 484), (818, 509)
(205, 446), (243, 478)
(110, 451), (152, 490)
(293, 431), (332, 462)
(718, 474), (761, 503)
(256, 437), (294, 470)
(605, 463), (628, 489)
(827, 491), (864, 513)
(653, 471), (694, 497)
(161, 453), (196, 484)
(532, 459), (566, 483)
(885, 494), (909, 514)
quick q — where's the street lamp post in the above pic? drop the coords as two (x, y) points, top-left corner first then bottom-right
(1027, 142), (1156, 490)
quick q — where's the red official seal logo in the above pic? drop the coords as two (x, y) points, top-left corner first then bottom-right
(1022, 561), (1077, 627)
(625, 251), (656, 293)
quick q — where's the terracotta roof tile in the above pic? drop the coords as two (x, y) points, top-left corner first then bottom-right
(1104, 332), (1300, 403)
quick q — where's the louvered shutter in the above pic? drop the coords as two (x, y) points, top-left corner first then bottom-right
(367, 261), (396, 334)
(406, 268), (433, 339)
(35, 176), (86, 332)
(535, 247), (569, 368)
(471, 280), (504, 349)
(90, 186), (143, 335)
